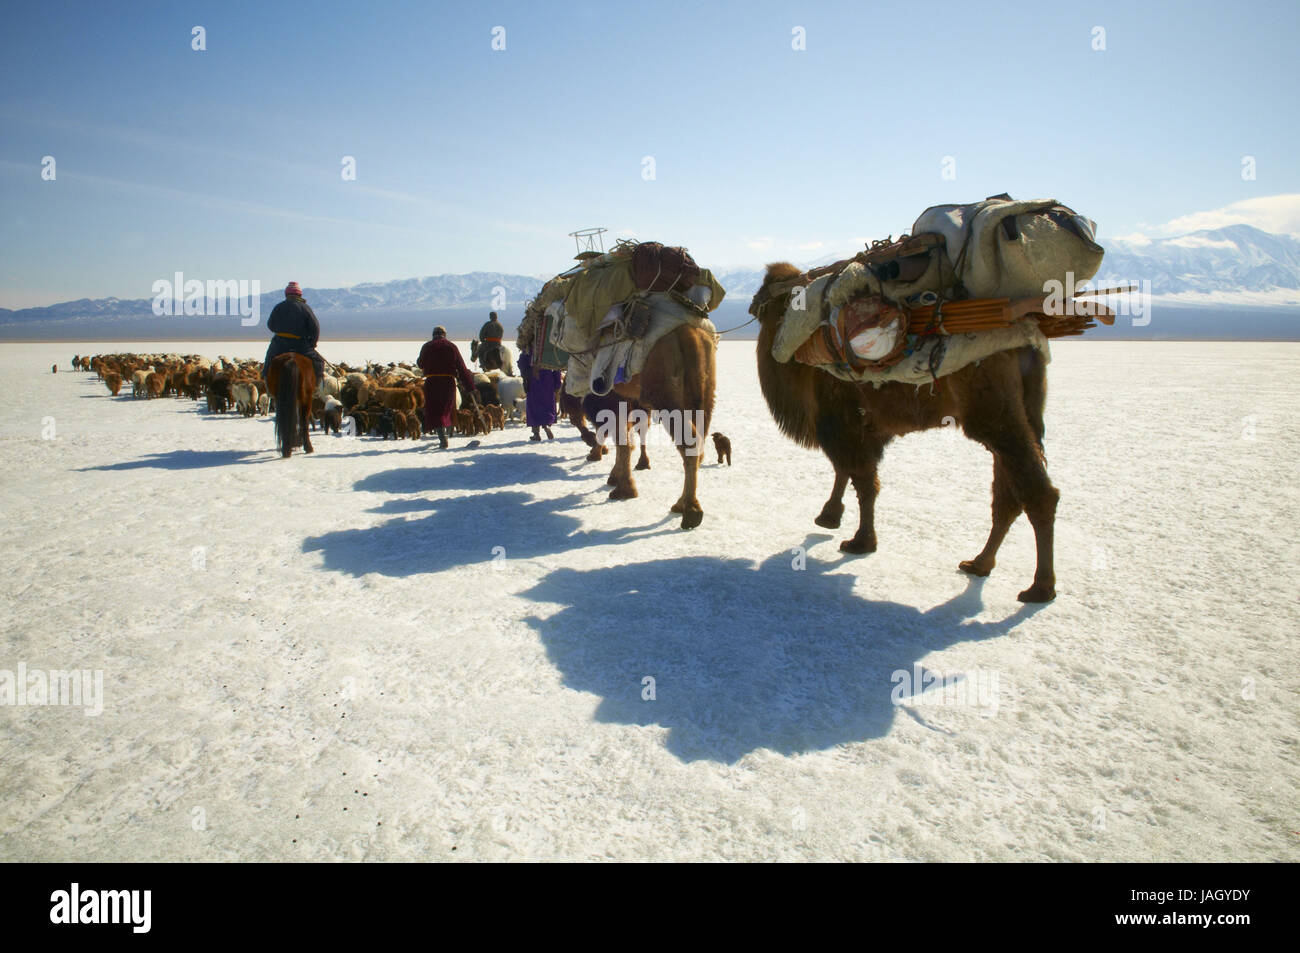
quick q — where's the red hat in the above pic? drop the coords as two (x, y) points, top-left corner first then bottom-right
(285, 281), (302, 297)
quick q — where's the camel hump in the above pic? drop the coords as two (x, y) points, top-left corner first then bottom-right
(764, 262), (802, 284)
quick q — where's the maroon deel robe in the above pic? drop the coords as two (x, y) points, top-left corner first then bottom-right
(418, 338), (477, 430)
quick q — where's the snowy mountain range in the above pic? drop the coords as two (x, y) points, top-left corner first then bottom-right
(714, 225), (1300, 307)
(3, 225), (1299, 328)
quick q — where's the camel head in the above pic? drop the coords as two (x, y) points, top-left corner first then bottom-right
(749, 262), (804, 326)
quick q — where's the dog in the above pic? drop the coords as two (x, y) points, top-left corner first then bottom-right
(712, 432), (732, 466)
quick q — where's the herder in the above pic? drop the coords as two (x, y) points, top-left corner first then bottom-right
(418, 326), (478, 449)
(263, 281), (325, 383)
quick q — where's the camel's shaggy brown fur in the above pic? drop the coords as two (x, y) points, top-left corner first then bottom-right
(754, 262), (1058, 602)
(604, 323), (716, 529)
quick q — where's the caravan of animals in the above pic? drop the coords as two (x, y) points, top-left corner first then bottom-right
(62, 197), (1117, 604)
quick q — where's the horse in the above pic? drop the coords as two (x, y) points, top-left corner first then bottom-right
(267, 353), (318, 458)
(471, 338), (516, 376)
(595, 323), (715, 529)
(752, 262), (1059, 602)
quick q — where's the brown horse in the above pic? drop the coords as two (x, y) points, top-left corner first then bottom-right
(599, 323), (716, 529)
(753, 262), (1058, 602)
(267, 353), (318, 458)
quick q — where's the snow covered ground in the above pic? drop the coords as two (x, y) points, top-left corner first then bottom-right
(0, 339), (1296, 862)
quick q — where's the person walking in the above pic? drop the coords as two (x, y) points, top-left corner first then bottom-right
(418, 326), (478, 449)
(517, 348), (562, 441)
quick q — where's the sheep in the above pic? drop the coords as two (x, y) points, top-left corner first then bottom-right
(314, 374), (341, 401)
(257, 393), (270, 416)
(494, 376), (527, 421)
(103, 372), (122, 396)
(231, 380), (259, 418)
(145, 372), (165, 399)
(132, 369), (150, 398)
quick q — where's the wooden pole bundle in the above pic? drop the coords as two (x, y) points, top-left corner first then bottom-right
(902, 296), (1114, 339)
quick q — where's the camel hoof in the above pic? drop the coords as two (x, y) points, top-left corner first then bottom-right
(608, 485), (637, 501)
(959, 558), (993, 577)
(1017, 583), (1056, 604)
(635, 459), (650, 471)
(680, 508), (703, 530)
(814, 503), (844, 529)
(839, 536), (876, 554)
(587, 449), (604, 462)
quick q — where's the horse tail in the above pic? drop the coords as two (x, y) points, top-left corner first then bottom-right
(275, 358), (299, 458)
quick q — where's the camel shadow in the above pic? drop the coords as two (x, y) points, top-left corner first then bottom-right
(521, 535), (1044, 763)
(78, 449), (268, 471)
(303, 487), (676, 577)
(352, 451), (592, 495)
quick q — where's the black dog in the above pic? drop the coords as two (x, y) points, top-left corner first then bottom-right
(712, 432), (732, 466)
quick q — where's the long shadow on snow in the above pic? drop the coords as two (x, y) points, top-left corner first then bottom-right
(352, 450), (599, 496)
(520, 534), (1043, 763)
(78, 449), (268, 471)
(303, 486), (677, 577)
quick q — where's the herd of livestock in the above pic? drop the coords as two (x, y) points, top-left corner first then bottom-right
(67, 352), (528, 440)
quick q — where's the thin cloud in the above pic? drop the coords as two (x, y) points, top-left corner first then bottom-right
(1122, 194), (1300, 241)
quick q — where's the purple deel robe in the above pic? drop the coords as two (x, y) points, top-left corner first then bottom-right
(518, 351), (561, 428)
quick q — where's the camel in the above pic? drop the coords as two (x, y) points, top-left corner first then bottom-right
(753, 262), (1058, 602)
(599, 322), (716, 530)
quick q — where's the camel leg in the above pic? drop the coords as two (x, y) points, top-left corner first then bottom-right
(607, 425), (637, 500)
(960, 458), (1022, 577)
(815, 470), (849, 529)
(971, 432), (1056, 602)
(668, 411), (705, 529)
(633, 410), (651, 470)
(1012, 455), (1057, 603)
(838, 465), (880, 553)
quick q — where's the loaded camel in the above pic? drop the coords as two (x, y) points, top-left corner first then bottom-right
(753, 262), (1058, 602)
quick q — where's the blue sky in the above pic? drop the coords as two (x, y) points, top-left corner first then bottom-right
(2, 0), (1298, 308)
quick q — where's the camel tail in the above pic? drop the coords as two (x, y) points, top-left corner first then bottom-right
(1019, 346), (1047, 446)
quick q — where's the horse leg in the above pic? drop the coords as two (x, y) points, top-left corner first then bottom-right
(815, 470), (849, 529)
(960, 458), (1022, 577)
(301, 400), (314, 454)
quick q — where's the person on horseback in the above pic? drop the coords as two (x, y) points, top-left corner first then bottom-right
(263, 281), (326, 383)
(476, 311), (505, 371)
(418, 326), (479, 449)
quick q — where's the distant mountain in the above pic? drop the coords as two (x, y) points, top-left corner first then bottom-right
(0, 272), (546, 324)
(1102, 225), (1300, 306)
(4, 225), (1300, 336)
